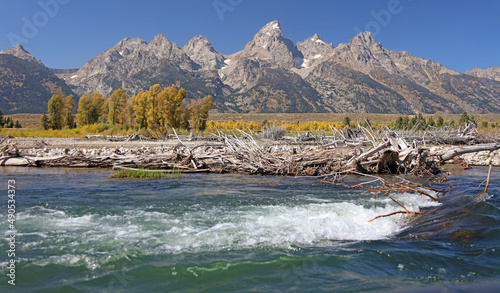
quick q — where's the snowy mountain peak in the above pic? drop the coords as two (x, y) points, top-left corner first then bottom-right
(296, 34), (334, 68)
(310, 33), (327, 44)
(236, 20), (300, 69)
(263, 20), (281, 31)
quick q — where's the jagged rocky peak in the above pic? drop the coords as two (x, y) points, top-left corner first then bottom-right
(349, 31), (379, 48)
(330, 31), (393, 73)
(258, 20), (283, 39)
(0, 44), (42, 64)
(148, 34), (172, 50)
(112, 37), (147, 57)
(248, 20), (288, 50)
(116, 37), (147, 48)
(465, 66), (500, 81)
(333, 31), (384, 58)
(296, 33), (334, 68)
(147, 34), (185, 60)
(309, 34), (327, 44)
(183, 35), (225, 71)
(238, 20), (302, 69)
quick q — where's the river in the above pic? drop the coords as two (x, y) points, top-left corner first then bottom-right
(0, 166), (499, 292)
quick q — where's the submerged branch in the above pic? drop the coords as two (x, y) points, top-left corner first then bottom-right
(476, 164), (493, 199)
(368, 210), (424, 223)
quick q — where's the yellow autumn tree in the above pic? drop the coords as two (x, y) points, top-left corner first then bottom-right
(161, 85), (187, 128)
(76, 93), (107, 127)
(189, 95), (214, 131)
(47, 89), (74, 130)
(126, 94), (137, 128)
(133, 91), (148, 129)
(108, 89), (128, 125)
(146, 84), (162, 127)
(62, 94), (75, 128)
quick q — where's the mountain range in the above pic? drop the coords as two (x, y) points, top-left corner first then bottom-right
(0, 44), (75, 114)
(1, 20), (499, 114)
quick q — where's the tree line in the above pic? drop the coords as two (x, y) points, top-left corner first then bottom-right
(0, 109), (22, 128)
(43, 85), (214, 132)
(388, 112), (497, 130)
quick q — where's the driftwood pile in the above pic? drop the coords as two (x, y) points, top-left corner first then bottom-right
(1, 126), (498, 178)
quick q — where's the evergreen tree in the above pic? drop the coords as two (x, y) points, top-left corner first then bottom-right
(395, 116), (404, 129)
(402, 116), (410, 128)
(14, 120), (22, 128)
(5, 118), (13, 128)
(459, 111), (469, 126)
(409, 116), (418, 129)
(342, 116), (351, 127)
(417, 113), (426, 130)
(363, 119), (372, 128)
(436, 116), (444, 127)
(0, 109), (3, 126)
(427, 117), (435, 127)
(41, 112), (50, 130)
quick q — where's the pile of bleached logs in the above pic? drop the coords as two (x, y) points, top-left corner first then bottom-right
(1, 128), (498, 176)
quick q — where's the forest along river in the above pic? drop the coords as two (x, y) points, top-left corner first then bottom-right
(0, 166), (499, 292)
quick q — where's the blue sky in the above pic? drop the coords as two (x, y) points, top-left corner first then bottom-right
(0, 0), (498, 72)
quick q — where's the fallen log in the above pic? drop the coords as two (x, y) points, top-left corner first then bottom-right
(437, 143), (500, 162)
(0, 156), (29, 166)
(348, 140), (390, 165)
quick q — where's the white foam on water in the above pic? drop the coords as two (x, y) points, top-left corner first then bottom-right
(16, 206), (67, 220)
(17, 191), (440, 264)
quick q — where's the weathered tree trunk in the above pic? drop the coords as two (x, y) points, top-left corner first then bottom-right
(437, 143), (500, 162)
(376, 150), (399, 174)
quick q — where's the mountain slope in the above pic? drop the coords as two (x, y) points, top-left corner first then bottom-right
(0, 54), (76, 114)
